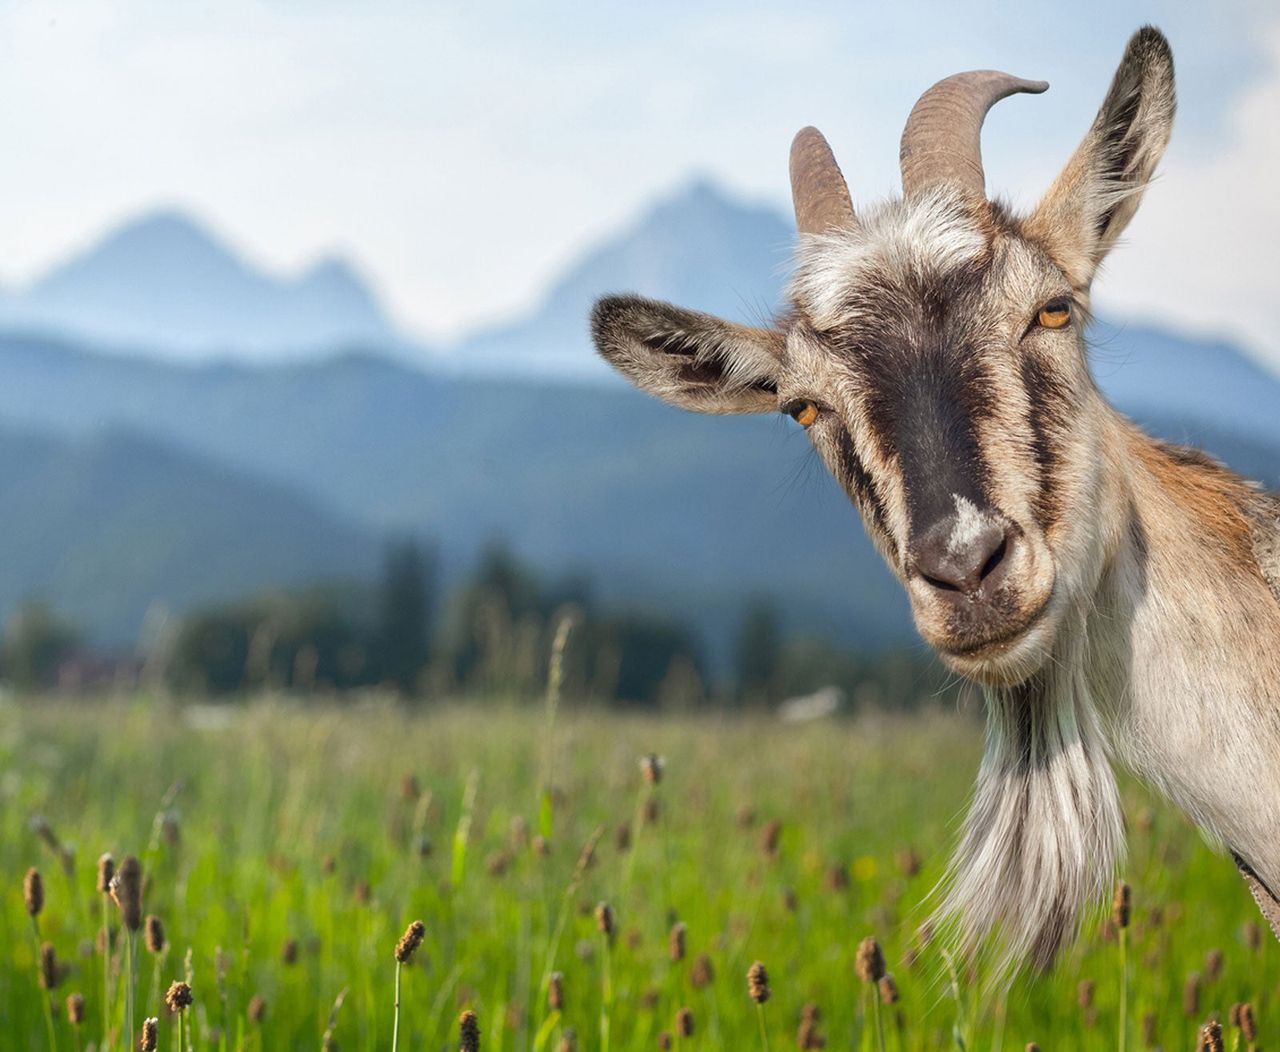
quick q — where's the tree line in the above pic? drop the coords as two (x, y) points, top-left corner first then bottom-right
(1, 540), (938, 708)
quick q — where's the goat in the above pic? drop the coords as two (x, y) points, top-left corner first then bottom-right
(591, 26), (1280, 968)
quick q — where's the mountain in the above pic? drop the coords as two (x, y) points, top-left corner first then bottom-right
(0, 423), (381, 642)
(0, 211), (403, 361)
(451, 180), (795, 377)
(0, 181), (1276, 657)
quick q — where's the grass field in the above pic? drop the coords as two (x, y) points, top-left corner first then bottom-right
(1, 693), (1271, 1050)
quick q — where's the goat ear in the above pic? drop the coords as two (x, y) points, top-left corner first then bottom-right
(591, 294), (783, 414)
(1026, 26), (1175, 287)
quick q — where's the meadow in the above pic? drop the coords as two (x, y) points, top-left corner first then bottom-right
(1, 691), (1271, 1051)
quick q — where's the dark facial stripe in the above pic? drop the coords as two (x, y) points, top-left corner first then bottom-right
(835, 427), (889, 539)
(861, 342), (993, 538)
(1019, 350), (1076, 531)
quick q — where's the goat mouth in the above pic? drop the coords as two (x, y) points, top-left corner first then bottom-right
(934, 599), (1052, 661)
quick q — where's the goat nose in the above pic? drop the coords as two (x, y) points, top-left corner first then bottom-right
(910, 511), (1012, 595)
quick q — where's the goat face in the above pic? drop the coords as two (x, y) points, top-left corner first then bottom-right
(593, 27), (1174, 689)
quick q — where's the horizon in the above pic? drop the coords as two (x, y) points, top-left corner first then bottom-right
(0, 2), (1276, 367)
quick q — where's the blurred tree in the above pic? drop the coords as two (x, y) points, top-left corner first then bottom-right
(0, 601), (80, 690)
(734, 598), (781, 705)
(375, 539), (436, 696)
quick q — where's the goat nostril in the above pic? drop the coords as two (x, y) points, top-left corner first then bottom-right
(920, 571), (961, 593)
(978, 535), (1009, 582)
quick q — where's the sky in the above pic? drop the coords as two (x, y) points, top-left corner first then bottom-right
(0, 0), (1277, 366)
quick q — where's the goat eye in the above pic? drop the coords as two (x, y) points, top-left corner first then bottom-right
(787, 400), (820, 428)
(1037, 300), (1072, 329)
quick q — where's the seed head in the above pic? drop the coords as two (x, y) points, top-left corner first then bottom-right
(165, 980), (193, 1013)
(395, 920), (426, 964)
(97, 853), (116, 894)
(614, 823), (631, 852)
(1183, 973), (1201, 1017)
(595, 901), (615, 940)
(675, 1006), (694, 1037)
(642, 796), (660, 825)
(657, 1033), (672, 1050)
(1025, 1045), (1041, 1052)
(66, 991), (86, 1025)
(40, 942), (61, 990)
(1238, 1002), (1257, 1040)
(669, 922), (686, 962)
(1200, 1021), (1223, 1052)
(1078, 978), (1095, 1010)
(459, 1009), (481, 1051)
(1112, 881), (1131, 929)
(110, 855), (144, 932)
(1243, 920), (1262, 950)
(879, 974), (899, 1005)
(1142, 1011), (1157, 1047)
(747, 960), (770, 1004)
(797, 1002), (826, 1049)
(144, 915), (166, 955)
(281, 938), (299, 965)
(248, 995), (267, 1024)
(855, 937), (886, 983)
(24, 867), (44, 917)
(640, 754), (664, 785)
(139, 1017), (159, 1052)
(690, 953), (714, 988)
(557, 1027), (577, 1052)
(548, 971), (564, 1011)
(760, 819), (782, 858)
(1204, 948), (1224, 981)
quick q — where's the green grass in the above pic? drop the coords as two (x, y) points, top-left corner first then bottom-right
(1, 695), (1272, 1050)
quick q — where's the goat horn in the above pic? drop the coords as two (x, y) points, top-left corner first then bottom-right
(899, 71), (1048, 200)
(790, 126), (856, 234)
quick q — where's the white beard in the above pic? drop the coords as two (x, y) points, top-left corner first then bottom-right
(935, 629), (1125, 972)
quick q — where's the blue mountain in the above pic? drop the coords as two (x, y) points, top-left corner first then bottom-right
(0, 210), (402, 360)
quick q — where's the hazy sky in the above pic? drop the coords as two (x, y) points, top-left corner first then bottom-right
(0, 1), (1277, 365)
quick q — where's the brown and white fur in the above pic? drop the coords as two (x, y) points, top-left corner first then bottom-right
(590, 26), (1280, 968)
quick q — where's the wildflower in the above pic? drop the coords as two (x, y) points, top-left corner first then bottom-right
(1183, 973), (1201, 1017)
(640, 754), (664, 785)
(459, 1009), (481, 1051)
(760, 819), (782, 858)
(24, 867), (44, 917)
(595, 901), (615, 941)
(145, 915), (166, 955)
(855, 937), (886, 983)
(40, 942), (62, 990)
(165, 980), (193, 1013)
(1113, 881), (1131, 929)
(747, 960), (770, 1004)
(395, 920), (426, 964)
(111, 855), (144, 932)
(97, 853), (116, 894)
(669, 922), (686, 963)
(675, 1006), (694, 1037)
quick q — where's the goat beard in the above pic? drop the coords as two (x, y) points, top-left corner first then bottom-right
(935, 631), (1124, 974)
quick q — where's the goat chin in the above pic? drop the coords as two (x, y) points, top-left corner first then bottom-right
(934, 623), (1124, 975)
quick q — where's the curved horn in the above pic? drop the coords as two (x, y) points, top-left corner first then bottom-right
(790, 126), (856, 234)
(899, 71), (1048, 200)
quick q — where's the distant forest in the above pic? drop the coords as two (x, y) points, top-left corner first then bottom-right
(0, 539), (942, 710)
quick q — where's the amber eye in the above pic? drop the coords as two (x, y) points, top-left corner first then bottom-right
(1037, 300), (1072, 329)
(788, 400), (820, 428)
